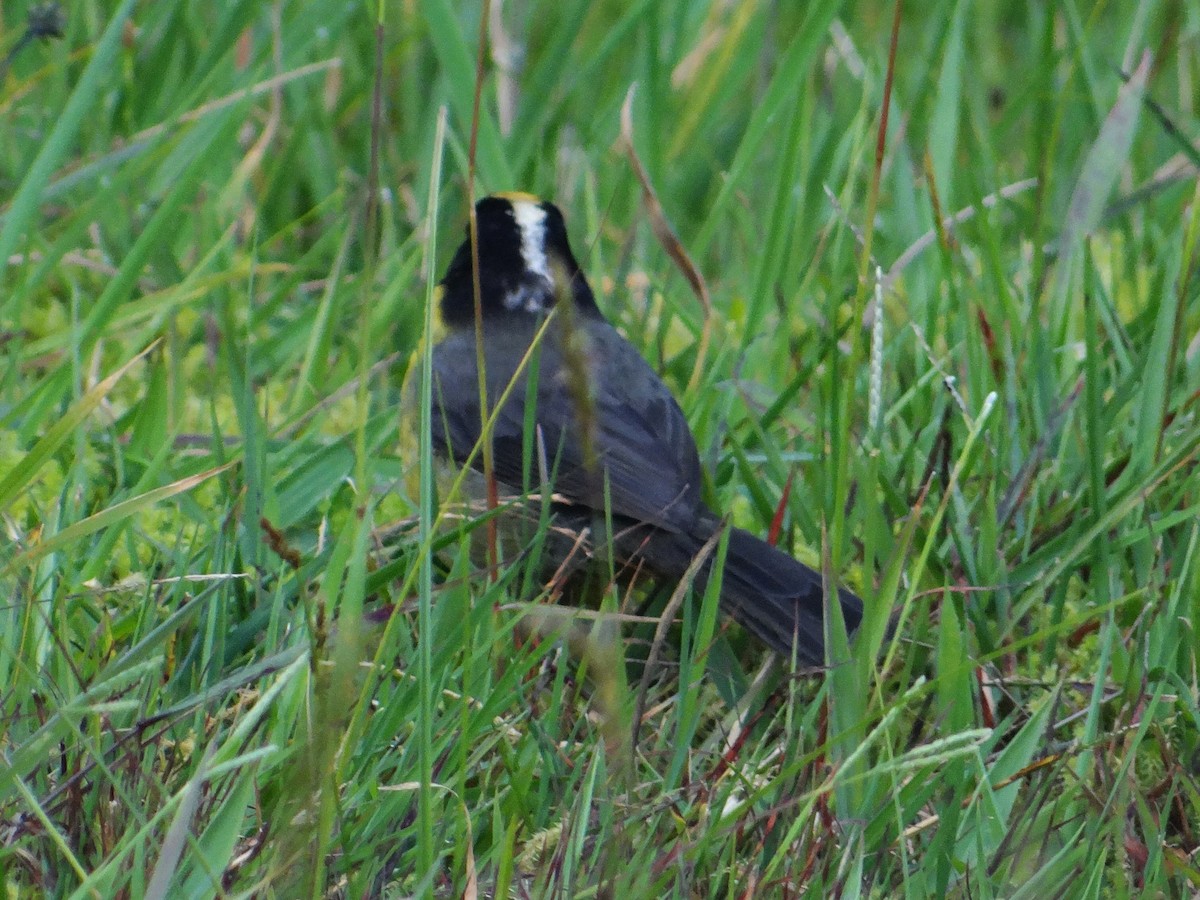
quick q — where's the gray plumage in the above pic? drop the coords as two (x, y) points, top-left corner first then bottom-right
(428, 194), (862, 666)
(430, 310), (863, 665)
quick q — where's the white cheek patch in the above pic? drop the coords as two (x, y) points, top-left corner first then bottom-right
(504, 199), (555, 312)
(511, 201), (550, 281)
(503, 281), (551, 313)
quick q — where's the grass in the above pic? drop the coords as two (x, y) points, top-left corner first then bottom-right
(2, 0), (1199, 896)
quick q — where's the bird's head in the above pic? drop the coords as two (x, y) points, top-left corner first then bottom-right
(438, 193), (601, 327)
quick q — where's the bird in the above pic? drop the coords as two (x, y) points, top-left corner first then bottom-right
(428, 192), (863, 666)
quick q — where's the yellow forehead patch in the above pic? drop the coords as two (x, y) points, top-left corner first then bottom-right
(492, 190), (542, 204)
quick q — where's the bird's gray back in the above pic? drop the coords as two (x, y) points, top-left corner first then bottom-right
(431, 315), (704, 532)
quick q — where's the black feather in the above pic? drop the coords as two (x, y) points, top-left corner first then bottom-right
(430, 195), (864, 665)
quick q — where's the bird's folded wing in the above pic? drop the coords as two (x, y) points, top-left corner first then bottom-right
(432, 323), (704, 533)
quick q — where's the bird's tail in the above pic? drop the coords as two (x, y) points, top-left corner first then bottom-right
(603, 514), (863, 666)
(713, 526), (863, 666)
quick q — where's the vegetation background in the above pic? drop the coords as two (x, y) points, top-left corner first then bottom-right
(2, 0), (1198, 896)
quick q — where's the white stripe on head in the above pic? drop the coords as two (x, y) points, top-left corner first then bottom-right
(511, 199), (550, 281)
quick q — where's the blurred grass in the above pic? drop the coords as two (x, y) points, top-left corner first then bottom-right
(2, 0), (1199, 896)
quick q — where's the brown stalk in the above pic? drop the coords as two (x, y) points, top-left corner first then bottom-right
(619, 85), (713, 391)
(467, 0), (499, 576)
